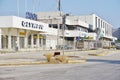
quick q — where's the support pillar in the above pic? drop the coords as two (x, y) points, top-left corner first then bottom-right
(0, 33), (1, 49)
(8, 29), (11, 49)
(74, 37), (76, 50)
(8, 35), (11, 49)
(41, 35), (44, 50)
(0, 29), (2, 49)
(37, 34), (40, 48)
(41, 37), (43, 47)
(24, 30), (28, 48)
(31, 34), (34, 48)
(17, 29), (20, 49)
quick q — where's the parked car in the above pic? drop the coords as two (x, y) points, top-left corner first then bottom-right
(115, 43), (120, 49)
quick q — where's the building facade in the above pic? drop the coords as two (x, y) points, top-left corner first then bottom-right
(36, 12), (116, 49)
(0, 12), (116, 51)
(78, 14), (116, 47)
(0, 16), (58, 51)
(36, 12), (96, 50)
(78, 14), (113, 37)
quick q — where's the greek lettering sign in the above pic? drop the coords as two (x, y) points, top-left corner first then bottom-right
(26, 12), (37, 21)
(21, 21), (43, 30)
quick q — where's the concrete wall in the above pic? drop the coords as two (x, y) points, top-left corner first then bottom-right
(1, 28), (18, 36)
(79, 14), (113, 40)
(0, 16), (49, 32)
(0, 16), (13, 28)
(36, 12), (63, 19)
(78, 15), (94, 30)
(46, 35), (57, 49)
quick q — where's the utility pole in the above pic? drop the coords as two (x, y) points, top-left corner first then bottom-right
(57, 0), (61, 50)
(62, 14), (66, 55)
(58, 0), (61, 11)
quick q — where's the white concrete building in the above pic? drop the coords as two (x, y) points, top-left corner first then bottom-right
(36, 12), (96, 49)
(78, 14), (116, 47)
(36, 12), (117, 48)
(78, 14), (113, 40)
(0, 12), (116, 51)
(0, 16), (59, 51)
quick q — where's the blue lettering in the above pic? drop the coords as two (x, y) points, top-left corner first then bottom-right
(26, 22), (29, 27)
(22, 21), (25, 27)
(26, 12), (37, 21)
(28, 22), (31, 27)
(21, 21), (43, 30)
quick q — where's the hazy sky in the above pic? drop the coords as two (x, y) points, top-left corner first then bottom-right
(0, 0), (120, 28)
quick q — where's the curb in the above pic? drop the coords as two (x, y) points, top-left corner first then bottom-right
(0, 59), (87, 66)
(0, 61), (47, 66)
(68, 59), (86, 63)
(88, 53), (108, 56)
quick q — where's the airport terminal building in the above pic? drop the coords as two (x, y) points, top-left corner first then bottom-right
(36, 12), (117, 49)
(0, 16), (59, 51)
(0, 12), (117, 51)
(0, 15), (93, 51)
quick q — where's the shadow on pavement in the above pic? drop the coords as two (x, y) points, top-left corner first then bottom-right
(87, 59), (120, 64)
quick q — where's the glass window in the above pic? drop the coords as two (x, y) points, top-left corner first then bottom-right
(98, 19), (100, 28)
(95, 17), (97, 28)
(49, 24), (52, 28)
(1, 35), (8, 49)
(28, 35), (31, 47)
(53, 24), (58, 29)
(101, 20), (102, 28)
(103, 22), (104, 28)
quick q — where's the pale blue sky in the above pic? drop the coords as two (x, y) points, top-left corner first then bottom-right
(0, 0), (120, 28)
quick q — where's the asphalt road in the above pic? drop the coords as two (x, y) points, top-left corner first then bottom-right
(0, 50), (120, 80)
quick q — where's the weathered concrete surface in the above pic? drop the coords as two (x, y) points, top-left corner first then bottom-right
(0, 49), (120, 80)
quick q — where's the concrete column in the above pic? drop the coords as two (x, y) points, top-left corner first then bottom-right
(74, 37), (76, 50)
(8, 29), (11, 49)
(8, 35), (11, 49)
(17, 36), (20, 49)
(41, 36), (44, 50)
(24, 30), (28, 48)
(0, 34), (1, 49)
(0, 29), (2, 49)
(37, 34), (40, 48)
(41, 38), (43, 47)
(31, 34), (34, 48)
(17, 29), (20, 49)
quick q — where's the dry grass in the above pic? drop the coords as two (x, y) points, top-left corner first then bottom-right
(43, 53), (69, 63)
(43, 53), (86, 64)
(43, 53), (54, 62)
(55, 55), (69, 63)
